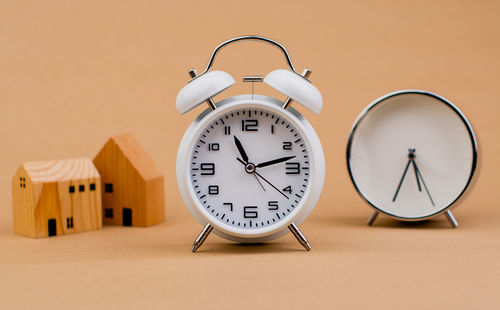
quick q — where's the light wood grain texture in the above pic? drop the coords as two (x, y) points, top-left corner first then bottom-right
(93, 133), (165, 227)
(12, 158), (102, 238)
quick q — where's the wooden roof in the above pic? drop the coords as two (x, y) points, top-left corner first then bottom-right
(99, 133), (162, 181)
(19, 158), (99, 183)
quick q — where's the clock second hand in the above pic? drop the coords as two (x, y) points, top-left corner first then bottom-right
(237, 157), (289, 199)
(253, 174), (266, 191)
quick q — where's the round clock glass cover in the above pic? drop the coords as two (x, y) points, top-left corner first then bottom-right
(190, 105), (310, 230)
(347, 90), (477, 220)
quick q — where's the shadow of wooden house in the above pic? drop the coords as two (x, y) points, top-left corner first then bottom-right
(12, 158), (102, 237)
(94, 133), (165, 227)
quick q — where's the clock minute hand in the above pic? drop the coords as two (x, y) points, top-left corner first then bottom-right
(233, 136), (249, 163)
(255, 156), (296, 168)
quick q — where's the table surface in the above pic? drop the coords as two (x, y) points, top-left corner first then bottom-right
(2, 209), (499, 309)
(1, 0), (499, 309)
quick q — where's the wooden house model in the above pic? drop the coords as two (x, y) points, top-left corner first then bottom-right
(12, 158), (102, 238)
(93, 133), (165, 227)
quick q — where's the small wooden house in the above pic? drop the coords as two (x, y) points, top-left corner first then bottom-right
(93, 134), (165, 227)
(12, 158), (102, 238)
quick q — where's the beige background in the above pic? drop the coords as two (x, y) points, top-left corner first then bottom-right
(1, 0), (499, 309)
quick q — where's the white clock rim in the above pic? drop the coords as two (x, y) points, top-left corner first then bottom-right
(346, 89), (478, 221)
(177, 95), (325, 239)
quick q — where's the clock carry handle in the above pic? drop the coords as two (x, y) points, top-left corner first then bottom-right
(176, 35), (323, 115)
(197, 35), (300, 77)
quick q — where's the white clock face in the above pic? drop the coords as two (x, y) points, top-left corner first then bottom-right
(348, 92), (476, 219)
(190, 106), (310, 230)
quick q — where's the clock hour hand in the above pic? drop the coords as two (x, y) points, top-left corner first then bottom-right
(233, 136), (249, 163)
(255, 156), (296, 168)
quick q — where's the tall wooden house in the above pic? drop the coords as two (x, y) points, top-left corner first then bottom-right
(93, 134), (165, 227)
(12, 158), (102, 238)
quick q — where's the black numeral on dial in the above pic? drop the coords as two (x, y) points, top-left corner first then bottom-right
(208, 185), (219, 195)
(208, 143), (219, 151)
(223, 202), (233, 212)
(242, 119), (258, 131)
(200, 163), (215, 175)
(224, 126), (231, 135)
(243, 206), (258, 218)
(285, 162), (301, 175)
(268, 201), (279, 211)
(283, 186), (292, 194)
(283, 141), (292, 150)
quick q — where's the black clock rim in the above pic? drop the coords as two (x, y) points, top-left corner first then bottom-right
(345, 89), (478, 221)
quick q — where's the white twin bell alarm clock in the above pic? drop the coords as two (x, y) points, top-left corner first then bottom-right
(176, 36), (325, 252)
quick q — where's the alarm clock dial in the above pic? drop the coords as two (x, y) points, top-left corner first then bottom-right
(190, 106), (310, 232)
(348, 91), (476, 219)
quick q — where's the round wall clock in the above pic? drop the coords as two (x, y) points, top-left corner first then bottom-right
(176, 36), (325, 251)
(346, 90), (478, 227)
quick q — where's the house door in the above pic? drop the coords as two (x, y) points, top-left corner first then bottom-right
(48, 219), (57, 237)
(123, 208), (132, 226)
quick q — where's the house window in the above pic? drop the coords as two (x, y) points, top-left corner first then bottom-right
(69, 185), (75, 193)
(19, 177), (26, 188)
(79, 185), (85, 192)
(105, 183), (113, 193)
(105, 208), (114, 218)
(90, 183), (96, 191)
(66, 217), (74, 229)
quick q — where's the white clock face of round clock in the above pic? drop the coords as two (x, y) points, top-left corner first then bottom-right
(190, 106), (310, 230)
(347, 91), (476, 219)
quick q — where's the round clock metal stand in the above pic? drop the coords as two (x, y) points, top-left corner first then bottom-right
(346, 90), (478, 228)
(176, 36), (325, 252)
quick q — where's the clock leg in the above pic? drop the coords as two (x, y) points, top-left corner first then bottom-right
(444, 210), (459, 228)
(191, 224), (214, 252)
(288, 223), (312, 251)
(367, 211), (379, 226)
